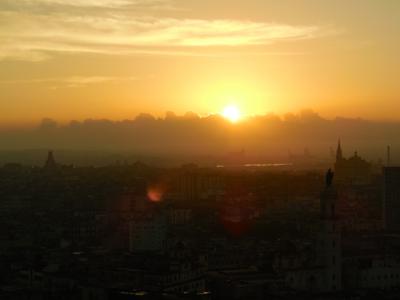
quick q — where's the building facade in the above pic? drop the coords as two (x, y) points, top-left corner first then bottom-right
(383, 167), (400, 231)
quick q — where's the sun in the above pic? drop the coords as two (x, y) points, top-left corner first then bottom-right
(222, 105), (241, 123)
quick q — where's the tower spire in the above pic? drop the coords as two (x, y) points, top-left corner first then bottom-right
(336, 139), (343, 161)
(44, 150), (57, 171)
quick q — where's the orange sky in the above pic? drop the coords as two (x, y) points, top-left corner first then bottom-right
(0, 0), (400, 127)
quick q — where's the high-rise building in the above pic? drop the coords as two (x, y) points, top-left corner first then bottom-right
(383, 167), (400, 231)
(177, 165), (224, 201)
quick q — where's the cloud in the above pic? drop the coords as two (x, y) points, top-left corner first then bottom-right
(4, 0), (171, 9)
(0, 76), (138, 88)
(0, 111), (398, 162)
(0, 0), (333, 61)
(27, 0), (134, 8)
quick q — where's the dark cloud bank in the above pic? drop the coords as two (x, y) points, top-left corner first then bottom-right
(0, 110), (399, 166)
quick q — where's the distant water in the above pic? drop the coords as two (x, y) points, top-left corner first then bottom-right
(216, 163), (292, 168)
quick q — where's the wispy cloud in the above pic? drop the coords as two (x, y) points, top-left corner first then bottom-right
(22, 0), (132, 8)
(0, 76), (139, 88)
(0, 0), (334, 61)
(3, 0), (171, 9)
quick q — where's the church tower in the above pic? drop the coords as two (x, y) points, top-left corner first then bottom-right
(318, 169), (342, 291)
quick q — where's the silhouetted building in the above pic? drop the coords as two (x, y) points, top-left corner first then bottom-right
(285, 170), (342, 292)
(334, 140), (371, 184)
(178, 165), (199, 202)
(383, 167), (400, 231)
(177, 165), (223, 201)
(129, 213), (167, 252)
(318, 177), (342, 291)
(43, 150), (58, 172)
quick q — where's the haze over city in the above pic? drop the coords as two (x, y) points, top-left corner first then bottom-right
(0, 111), (400, 165)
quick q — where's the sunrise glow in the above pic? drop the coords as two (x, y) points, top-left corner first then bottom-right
(222, 105), (241, 123)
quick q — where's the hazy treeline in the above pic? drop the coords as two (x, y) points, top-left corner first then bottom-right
(0, 110), (399, 164)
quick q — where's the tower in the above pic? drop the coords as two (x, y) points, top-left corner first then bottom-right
(44, 150), (57, 172)
(318, 169), (342, 291)
(336, 139), (343, 162)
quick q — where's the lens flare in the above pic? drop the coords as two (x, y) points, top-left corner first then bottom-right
(147, 186), (164, 202)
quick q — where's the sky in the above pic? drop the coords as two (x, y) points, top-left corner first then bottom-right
(1, 0), (400, 127)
